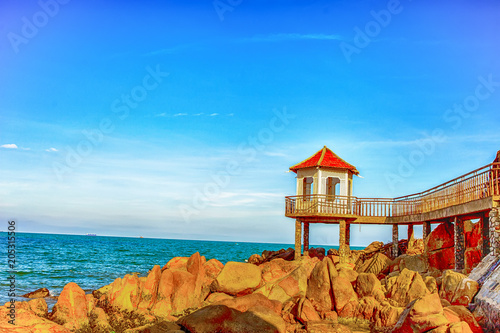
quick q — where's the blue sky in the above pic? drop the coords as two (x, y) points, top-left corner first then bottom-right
(1, 0), (499, 246)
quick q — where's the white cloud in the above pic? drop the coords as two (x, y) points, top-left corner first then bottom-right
(194, 113), (204, 116)
(209, 113), (219, 116)
(173, 113), (188, 117)
(45, 148), (58, 152)
(227, 113), (234, 116)
(155, 112), (167, 117)
(1, 144), (18, 149)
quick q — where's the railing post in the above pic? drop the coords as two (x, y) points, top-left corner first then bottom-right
(295, 219), (302, 260)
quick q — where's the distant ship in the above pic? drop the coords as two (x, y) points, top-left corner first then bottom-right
(86, 233), (97, 236)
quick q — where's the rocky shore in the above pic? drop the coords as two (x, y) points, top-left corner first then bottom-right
(2, 221), (499, 332)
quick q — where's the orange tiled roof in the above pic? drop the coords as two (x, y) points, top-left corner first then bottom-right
(289, 146), (359, 175)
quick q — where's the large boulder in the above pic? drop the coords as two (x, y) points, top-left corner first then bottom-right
(445, 305), (483, 333)
(385, 268), (429, 307)
(394, 293), (451, 332)
(428, 247), (455, 271)
(137, 265), (161, 311)
(426, 222), (456, 271)
(356, 253), (391, 275)
(426, 222), (455, 252)
(392, 254), (427, 273)
(255, 266), (308, 304)
(356, 273), (384, 301)
(162, 256), (189, 271)
(260, 259), (299, 284)
(151, 269), (174, 317)
(439, 270), (479, 306)
(50, 282), (89, 331)
(296, 297), (321, 324)
(330, 275), (358, 317)
(306, 260), (333, 313)
(177, 304), (284, 333)
(107, 274), (142, 312)
(213, 262), (262, 296)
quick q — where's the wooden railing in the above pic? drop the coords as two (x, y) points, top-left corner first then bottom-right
(285, 162), (500, 218)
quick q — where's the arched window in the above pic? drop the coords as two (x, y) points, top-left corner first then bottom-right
(326, 177), (341, 198)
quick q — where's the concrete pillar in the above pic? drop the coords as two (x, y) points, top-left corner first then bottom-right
(303, 222), (310, 255)
(489, 207), (500, 257)
(295, 220), (302, 260)
(422, 221), (431, 254)
(407, 224), (414, 240)
(346, 222), (351, 246)
(339, 219), (349, 264)
(454, 217), (465, 271)
(481, 211), (490, 258)
(392, 224), (399, 258)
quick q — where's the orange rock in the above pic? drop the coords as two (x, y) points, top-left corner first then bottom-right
(28, 298), (48, 318)
(355, 296), (381, 321)
(261, 259), (297, 284)
(445, 305), (483, 333)
(204, 258), (224, 280)
(205, 292), (233, 304)
(216, 293), (282, 315)
(356, 273), (383, 300)
(137, 265), (161, 311)
(162, 256), (189, 271)
(386, 268), (429, 307)
(296, 297), (321, 324)
(248, 254), (263, 264)
(90, 307), (113, 332)
(108, 274), (142, 312)
(50, 282), (89, 331)
(306, 260), (333, 313)
(170, 270), (198, 314)
(1, 307), (72, 332)
(443, 307), (461, 324)
(356, 253), (391, 275)
(150, 269), (174, 317)
(428, 247), (455, 271)
(448, 321), (473, 333)
(373, 301), (404, 329)
(426, 222), (455, 252)
(439, 270), (478, 306)
(395, 293), (450, 333)
(213, 261), (262, 296)
(331, 275), (358, 317)
(255, 266), (308, 304)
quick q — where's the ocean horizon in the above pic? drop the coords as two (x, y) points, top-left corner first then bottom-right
(1, 232), (366, 309)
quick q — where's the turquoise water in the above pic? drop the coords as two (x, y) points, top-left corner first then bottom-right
(0, 232), (363, 309)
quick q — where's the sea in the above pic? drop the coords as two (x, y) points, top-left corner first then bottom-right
(0, 232), (364, 310)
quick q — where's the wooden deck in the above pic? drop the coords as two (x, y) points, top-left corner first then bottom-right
(285, 162), (500, 224)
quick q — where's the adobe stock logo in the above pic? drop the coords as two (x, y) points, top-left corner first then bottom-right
(7, 0), (70, 54)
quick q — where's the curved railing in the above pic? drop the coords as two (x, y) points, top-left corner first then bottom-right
(285, 162), (500, 218)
